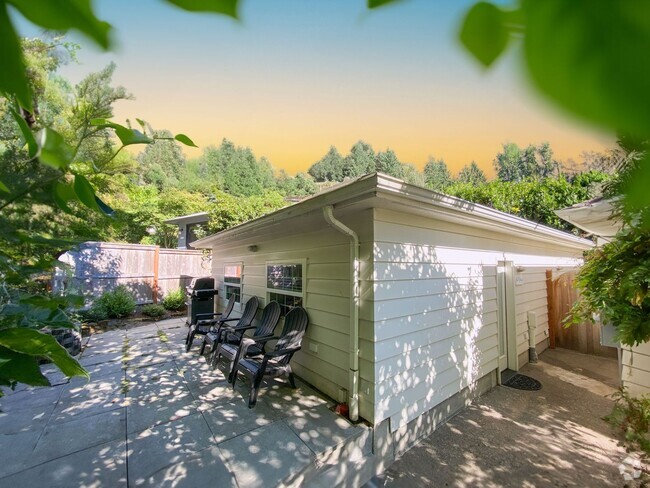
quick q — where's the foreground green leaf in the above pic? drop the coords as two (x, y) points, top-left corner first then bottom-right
(38, 128), (74, 169)
(90, 118), (153, 146)
(0, 328), (88, 380)
(164, 0), (239, 18)
(73, 174), (98, 211)
(459, 2), (511, 67)
(0, 2), (32, 109)
(368, 0), (401, 8)
(9, 107), (38, 157)
(0, 347), (49, 387)
(8, 0), (111, 49)
(523, 0), (650, 138)
(174, 134), (198, 147)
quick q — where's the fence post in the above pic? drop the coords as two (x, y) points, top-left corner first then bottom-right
(546, 269), (556, 349)
(152, 246), (160, 303)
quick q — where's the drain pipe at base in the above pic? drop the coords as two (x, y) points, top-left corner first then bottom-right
(528, 311), (539, 363)
(323, 205), (360, 422)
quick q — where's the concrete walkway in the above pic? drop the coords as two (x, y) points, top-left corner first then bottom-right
(0, 318), (369, 487)
(374, 348), (636, 488)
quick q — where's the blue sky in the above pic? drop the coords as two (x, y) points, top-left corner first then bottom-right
(13, 0), (612, 174)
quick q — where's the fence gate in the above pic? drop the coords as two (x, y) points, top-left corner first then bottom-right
(546, 269), (617, 358)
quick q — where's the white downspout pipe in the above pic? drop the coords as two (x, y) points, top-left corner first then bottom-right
(323, 205), (360, 422)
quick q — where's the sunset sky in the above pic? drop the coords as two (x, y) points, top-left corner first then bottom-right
(16, 0), (613, 176)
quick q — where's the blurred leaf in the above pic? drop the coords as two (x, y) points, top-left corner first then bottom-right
(164, 0), (239, 18)
(73, 174), (98, 211)
(622, 154), (650, 215)
(523, 0), (650, 138)
(368, 0), (401, 7)
(95, 195), (115, 216)
(0, 328), (88, 379)
(0, 180), (8, 193)
(459, 2), (511, 67)
(0, 2), (32, 109)
(37, 128), (73, 169)
(9, 107), (37, 157)
(0, 347), (49, 386)
(53, 181), (76, 213)
(174, 133), (197, 147)
(8, 0), (111, 49)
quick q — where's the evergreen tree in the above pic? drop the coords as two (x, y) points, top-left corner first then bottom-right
(457, 161), (487, 185)
(423, 157), (453, 191)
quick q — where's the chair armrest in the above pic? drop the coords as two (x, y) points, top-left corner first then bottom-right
(228, 324), (258, 333)
(247, 335), (279, 345)
(264, 347), (301, 358)
(195, 312), (222, 320)
(217, 317), (240, 323)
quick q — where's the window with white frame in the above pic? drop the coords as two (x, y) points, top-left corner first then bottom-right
(224, 263), (242, 304)
(266, 261), (304, 315)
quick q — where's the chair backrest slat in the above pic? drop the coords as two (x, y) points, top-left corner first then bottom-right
(236, 295), (260, 328)
(274, 307), (309, 364)
(254, 301), (281, 338)
(222, 294), (236, 319)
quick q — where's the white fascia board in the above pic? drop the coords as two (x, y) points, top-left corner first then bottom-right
(373, 175), (594, 250)
(193, 172), (594, 251)
(164, 211), (209, 225)
(191, 174), (379, 248)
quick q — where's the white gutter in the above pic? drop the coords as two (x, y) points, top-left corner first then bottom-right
(323, 205), (360, 422)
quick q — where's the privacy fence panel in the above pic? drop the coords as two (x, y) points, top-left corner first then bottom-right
(54, 242), (210, 305)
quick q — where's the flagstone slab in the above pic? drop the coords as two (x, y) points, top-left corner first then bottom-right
(0, 401), (55, 434)
(132, 446), (237, 488)
(127, 412), (215, 486)
(0, 429), (43, 478)
(126, 391), (197, 435)
(219, 421), (314, 488)
(0, 439), (127, 488)
(33, 408), (126, 466)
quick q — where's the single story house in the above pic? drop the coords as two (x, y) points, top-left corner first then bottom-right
(193, 173), (593, 460)
(165, 211), (210, 249)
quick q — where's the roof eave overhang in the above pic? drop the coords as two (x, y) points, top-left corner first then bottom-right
(193, 173), (594, 251)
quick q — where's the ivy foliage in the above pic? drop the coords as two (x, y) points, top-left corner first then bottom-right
(569, 224), (650, 347)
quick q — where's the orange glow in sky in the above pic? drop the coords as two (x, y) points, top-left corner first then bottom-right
(46, 0), (612, 177)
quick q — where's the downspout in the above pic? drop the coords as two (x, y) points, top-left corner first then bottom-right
(323, 205), (360, 422)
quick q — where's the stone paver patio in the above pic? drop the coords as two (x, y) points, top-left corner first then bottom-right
(0, 318), (369, 487)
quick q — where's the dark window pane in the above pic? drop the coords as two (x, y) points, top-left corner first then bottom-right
(269, 292), (302, 316)
(225, 285), (241, 303)
(266, 264), (302, 292)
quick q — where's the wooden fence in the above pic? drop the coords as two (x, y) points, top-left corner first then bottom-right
(54, 242), (211, 305)
(546, 269), (617, 358)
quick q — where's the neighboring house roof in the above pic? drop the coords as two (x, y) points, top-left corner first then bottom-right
(554, 197), (622, 240)
(164, 211), (209, 226)
(192, 173), (594, 251)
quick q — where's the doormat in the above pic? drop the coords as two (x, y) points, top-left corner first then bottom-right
(503, 373), (542, 391)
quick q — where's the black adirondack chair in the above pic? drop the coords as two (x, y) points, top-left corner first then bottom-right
(231, 306), (309, 408)
(199, 295), (260, 357)
(185, 294), (236, 352)
(211, 301), (281, 374)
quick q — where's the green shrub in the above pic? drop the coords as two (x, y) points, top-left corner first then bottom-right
(162, 288), (185, 311)
(142, 304), (166, 319)
(94, 285), (136, 318)
(78, 305), (108, 322)
(605, 387), (650, 455)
